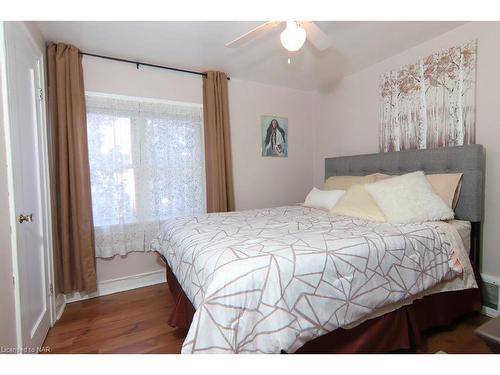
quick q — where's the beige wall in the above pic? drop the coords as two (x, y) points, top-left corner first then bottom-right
(229, 78), (313, 210)
(82, 57), (314, 282)
(312, 21), (500, 279)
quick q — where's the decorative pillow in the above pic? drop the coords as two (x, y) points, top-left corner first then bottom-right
(371, 173), (463, 209)
(324, 173), (384, 190)
(330, 184), (386, 222)
(304, 188), (345, 210)
(426, 173), (463, 209)
(364, 171), (454, 224)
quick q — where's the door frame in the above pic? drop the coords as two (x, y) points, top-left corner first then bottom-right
(0, 21), (55, 351)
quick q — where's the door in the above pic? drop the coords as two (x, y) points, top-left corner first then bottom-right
(4, 22), (52, 351)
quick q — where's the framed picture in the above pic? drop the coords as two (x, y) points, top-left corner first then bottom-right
(261, 115), (288, 157)
(379, 41), (477, 152)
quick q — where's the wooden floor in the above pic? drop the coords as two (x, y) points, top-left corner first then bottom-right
(43, 283), (493, 354)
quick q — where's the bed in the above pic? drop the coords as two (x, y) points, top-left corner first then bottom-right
(151, 144), (484, 354)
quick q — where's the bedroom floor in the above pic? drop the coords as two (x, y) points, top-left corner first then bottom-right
(42, 283), (493, 354)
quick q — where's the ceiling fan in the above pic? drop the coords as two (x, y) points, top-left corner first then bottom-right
(225, 21), (331, 52)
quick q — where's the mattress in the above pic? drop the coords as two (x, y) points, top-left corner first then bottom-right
(151, 205), (477, 354)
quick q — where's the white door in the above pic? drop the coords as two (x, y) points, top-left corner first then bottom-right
(4, 22), (52, 351)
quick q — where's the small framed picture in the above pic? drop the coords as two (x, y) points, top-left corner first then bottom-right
(261, 115), (288, 157)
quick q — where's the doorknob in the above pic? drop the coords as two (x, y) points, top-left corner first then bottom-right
(18, 213), (33, 224)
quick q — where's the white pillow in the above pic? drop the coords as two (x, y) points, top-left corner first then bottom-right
(304, 188), (345, 210)
(364, 171), (454, 224)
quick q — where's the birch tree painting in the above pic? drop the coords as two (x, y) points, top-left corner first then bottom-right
(379, 41), (477, 152)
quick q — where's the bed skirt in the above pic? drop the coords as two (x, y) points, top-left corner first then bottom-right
(164, 263), (481, 353)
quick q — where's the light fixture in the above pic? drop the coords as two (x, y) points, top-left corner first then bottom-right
(280, 21), (306, 52)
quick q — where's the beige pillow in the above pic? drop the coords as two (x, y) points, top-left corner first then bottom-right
(324, 173), (385, 190)
(426, 173), (463, 209)
(330, 184), (386, 222)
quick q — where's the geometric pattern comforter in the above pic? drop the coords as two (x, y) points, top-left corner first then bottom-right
(150, 205), (465, 354)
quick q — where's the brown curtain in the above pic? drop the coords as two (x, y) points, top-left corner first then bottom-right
(202, 71), (235, 213)
(47, 43), (97, 293)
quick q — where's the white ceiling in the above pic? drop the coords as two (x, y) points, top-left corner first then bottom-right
(35, 21), (466, 91)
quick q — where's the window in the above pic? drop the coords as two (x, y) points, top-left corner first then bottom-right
(86, 93), (205, 258)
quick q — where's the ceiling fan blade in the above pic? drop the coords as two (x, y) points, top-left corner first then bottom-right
(301, 21), (331, 51)
(225, 21), (282, 48)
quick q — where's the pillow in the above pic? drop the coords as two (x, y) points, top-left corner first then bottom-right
(364, 171), (454, 224)
(330, 184), (386, 222)
(371, 173), (463, 209)
(373, 173), (391, 181)
(324, 173), (384, 190)
(304, 188), (345, 210)
(426, 173), (463, 209)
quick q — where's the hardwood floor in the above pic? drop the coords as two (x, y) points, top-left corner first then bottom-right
(43, 283), (493, 354)
(416, 313), (492, 354)
(43, 284), (187, 353)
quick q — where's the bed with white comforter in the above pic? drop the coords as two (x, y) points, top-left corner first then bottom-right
(150, 205), (476, 354)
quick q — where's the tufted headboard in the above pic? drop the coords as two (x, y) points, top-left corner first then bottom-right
(324, 144), (485, 223)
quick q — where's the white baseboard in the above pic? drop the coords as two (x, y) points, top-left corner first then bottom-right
(482, 306), (499, 318)
(64, 269), (166, 304)
(55, 293), (66, 321)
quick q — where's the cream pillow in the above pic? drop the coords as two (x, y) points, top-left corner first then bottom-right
(330, 184), (386, 222)
(304, 188), (345, 210)
(324, 173), (383, 190)
(364, 171), (454, 224)
(426, 173), (463, 209)
(372, 173), (463, 209)
(373, 173), (392, 182)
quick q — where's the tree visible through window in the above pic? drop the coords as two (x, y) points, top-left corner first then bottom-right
(86, 93), (205, 258)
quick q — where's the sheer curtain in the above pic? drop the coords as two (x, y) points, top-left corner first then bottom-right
(86, 94), (205, 258)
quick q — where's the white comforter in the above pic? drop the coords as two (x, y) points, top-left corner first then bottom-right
(150, 205), (471, 353)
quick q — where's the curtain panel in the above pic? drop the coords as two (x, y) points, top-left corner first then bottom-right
(86, 94), (205, 258)
(47, 43), (97, 293)
(202, 71), (235, 213)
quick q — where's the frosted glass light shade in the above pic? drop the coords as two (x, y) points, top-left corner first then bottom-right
(280, 21), (306, 52)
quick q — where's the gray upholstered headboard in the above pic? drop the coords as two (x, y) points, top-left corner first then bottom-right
(325, 144), (484, 222)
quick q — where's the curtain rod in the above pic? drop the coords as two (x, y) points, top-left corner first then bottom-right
(79, 52), (230, 80)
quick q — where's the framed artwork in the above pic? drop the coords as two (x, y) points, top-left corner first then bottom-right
(261, 115), (288, 157)
(379, 40), (477, 152)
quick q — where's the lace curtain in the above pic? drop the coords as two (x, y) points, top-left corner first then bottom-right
(86, 94), (205, 258)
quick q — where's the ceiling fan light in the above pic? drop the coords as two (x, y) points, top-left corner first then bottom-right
(280, 21), (306, 52)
